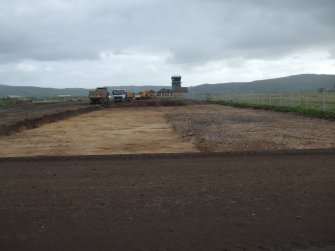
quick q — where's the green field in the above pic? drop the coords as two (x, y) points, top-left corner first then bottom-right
(0, 98), (15, 107)
(207, 92), (335, 111)
(0, 96), (88, 107)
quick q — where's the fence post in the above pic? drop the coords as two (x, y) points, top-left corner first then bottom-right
(305, 96), (308, 109)
(322, 91), (326, 111)
(269, 96), (272, 105)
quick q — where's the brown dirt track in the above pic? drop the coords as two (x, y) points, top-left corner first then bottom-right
(0, 151), (335, 251)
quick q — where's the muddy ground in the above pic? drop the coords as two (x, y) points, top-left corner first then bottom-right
(1, 104), (335, 157)
(0, 151), (334, 251)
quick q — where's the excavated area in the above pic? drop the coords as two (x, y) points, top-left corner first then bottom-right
(0, 106), (198, 157)
(0, 102), (101, 136)
(1, 104), (335, 157)
(1, 102), (335, 251)
(166, 105), (335, 152)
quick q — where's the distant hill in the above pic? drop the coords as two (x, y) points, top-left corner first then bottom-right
(1, 74), (335, 98)
(0, 85), (168, 98)
(188, 74), (335, 98)
(0, 85), (90, 98)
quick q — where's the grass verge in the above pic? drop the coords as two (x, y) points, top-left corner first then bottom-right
(210, 100), (335, 120)
(0, 98), (15, 107)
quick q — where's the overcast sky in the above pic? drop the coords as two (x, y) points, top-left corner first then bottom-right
(0, 0), (335, 88)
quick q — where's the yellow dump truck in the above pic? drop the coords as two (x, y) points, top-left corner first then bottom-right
(125, 92), (135, 102)
(89, 87), (110, 104)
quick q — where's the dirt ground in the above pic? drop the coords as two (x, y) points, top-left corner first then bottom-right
(0, 102), (90, 127)
(1, 103), (335, 250)
(0, 151), (334, 251)
(0, 101), (99, 137)
(166, 105), (335, 152)
(1, 104), (335, 157)
(0, 106), (198, 157)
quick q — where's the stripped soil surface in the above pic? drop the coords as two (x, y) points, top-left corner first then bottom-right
(0, 99), (199, 137)
(0, 106), (198, 157)
(0, 151), (334, 251)
(166, 105), (335, 152)
(1, 104), (335, 157)
(1, 102), (335, 250)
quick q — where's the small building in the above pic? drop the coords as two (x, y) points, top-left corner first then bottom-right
(172, 87), (188, 98)
(148, 90), (157, 96)
(157, 88), (173, 97)
(157, 76), (188, 98)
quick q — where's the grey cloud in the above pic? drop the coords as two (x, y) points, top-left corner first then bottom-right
(0, 0), (334, 65)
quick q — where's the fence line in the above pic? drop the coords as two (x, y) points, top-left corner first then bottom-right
(196, 92), (335, 111)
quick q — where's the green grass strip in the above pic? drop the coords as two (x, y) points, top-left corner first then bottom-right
(0, 98), (15, 107)
(210, 100), (335, 120)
